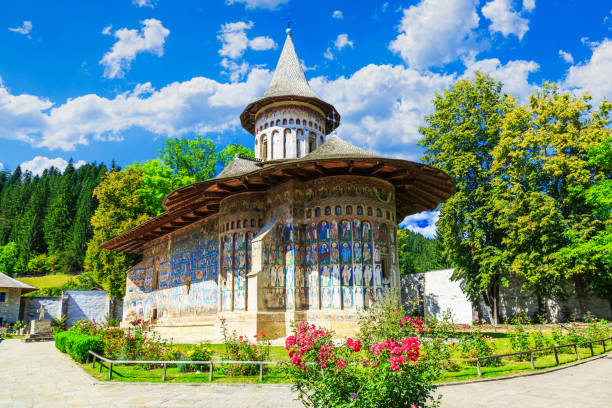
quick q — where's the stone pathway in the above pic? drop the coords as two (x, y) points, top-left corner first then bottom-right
(1, 339), (611, 407)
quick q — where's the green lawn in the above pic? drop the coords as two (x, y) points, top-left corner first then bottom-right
(174, 343), (289, 362)
(17, 273), (75, 289)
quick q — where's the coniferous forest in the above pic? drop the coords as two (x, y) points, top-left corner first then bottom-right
(0, 162), (109, 276)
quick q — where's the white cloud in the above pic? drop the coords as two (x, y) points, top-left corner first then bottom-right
(0, 162), (3, 171)
(21, 156), (86, 176)
(400, 210), (439, 238)
(101, 25), (112, 36)
(334, 34), (354, 50)
(8, 21), (32, 36)
(558, 49), (574, 64)
(461, 55), (539, 102)
(0, 69), (272, 151)
(218, 21), (276, 59)
(217, 21), (276, 81)
(389, 0), (480, 69)
(133, 0), (156, 7)
(311, 64), (455, 158)
(226, 0), (288, 10)
(522, 0), (535, 12)
(563, 39), (612, 103)
(482, 0), (530, 40)
(100, 19), (170, 79)
(323, 47), (334, 60)
(332, 10), (343, 19)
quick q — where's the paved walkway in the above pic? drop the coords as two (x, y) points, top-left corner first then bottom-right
(1, 339), (611, 407)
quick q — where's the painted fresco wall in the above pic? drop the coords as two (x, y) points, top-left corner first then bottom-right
(218, 192), (264, 313)
(122, 216), (219, 323)
(259, 176), (399, 313)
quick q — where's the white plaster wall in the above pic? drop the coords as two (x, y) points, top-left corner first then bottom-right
(423, 269), (473, 324)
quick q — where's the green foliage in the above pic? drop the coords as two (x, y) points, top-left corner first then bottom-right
(419, 73), (514, 323)
(128, 160), (195, 216)
(0, 242), (21, 276)
(159, 136), (254, 182)
(458, 328), (498, 366)
(54, 330), (104, 363)
(84, 168), (153, 298)
(492, 85), (612, 312)
(397, 228), (451, 274)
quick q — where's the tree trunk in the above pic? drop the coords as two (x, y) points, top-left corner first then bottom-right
(536, 296), (549, 323)
(481, 284), (500, 324)
(573, 275), (588, 320)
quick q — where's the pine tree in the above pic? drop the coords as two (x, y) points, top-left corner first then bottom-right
(43, 162), (77, 254)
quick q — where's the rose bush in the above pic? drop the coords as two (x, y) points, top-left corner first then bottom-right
(284, 320), (440, 408)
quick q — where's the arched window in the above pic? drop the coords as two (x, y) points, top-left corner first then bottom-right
(376, 208), (382, 218)
(276, 119), (281, 126)
(261, 136), (268, 161)
(306, 209), (312, 218)
(271, 130), (279, 159)
(244, 218), (248, 227)
(270, 121), (274, 127)
(309, 132), (316, 153)
(346, 206), (353, 215)
(231, 221), (235, 230)
(282, 118), (287, 125)
(320, 135), (324, 144)
(264, 123), (268, 129)
(325, 206), (331, 216)
(251, 219), (256, 228)
(315, 207), (321, 217)
(237, 220), (241, 228)
(284, 128), (291, 157)
(356, 206), (363, 215)
(289, 118), (295, 125)
(309, 121), (313, 127)
(296, 119), (300, 125)
(367, 207), (373, 216)
(335, 206), (342, 215)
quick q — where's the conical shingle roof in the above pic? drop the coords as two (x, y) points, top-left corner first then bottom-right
(262, 31), (319, 99)
(240, 30), (340, 136)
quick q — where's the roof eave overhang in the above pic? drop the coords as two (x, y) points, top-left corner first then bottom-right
(100, 157), (454, 255)
(240, 95), (340, 135)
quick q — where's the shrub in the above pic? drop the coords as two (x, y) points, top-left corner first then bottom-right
(220, 318), (270, 376)
(66, 334), (104, 363)
(284, 321), (439, 408)
(54, 330), (71, 352)
(70, 319), (99, 336)
(458, 327), (497, 366)
(54, 331), (103, 363)
(175, 344), (213, 372)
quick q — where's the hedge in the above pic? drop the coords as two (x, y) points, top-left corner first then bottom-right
(54, 331), (103, 363)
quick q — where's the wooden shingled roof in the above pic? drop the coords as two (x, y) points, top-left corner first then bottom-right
(240, 30), (340, 136)
(101, 136), (454, 254)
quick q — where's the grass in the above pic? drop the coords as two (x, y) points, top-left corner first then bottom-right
(17, 273), (75, 289)
(78, 338), (610, 385)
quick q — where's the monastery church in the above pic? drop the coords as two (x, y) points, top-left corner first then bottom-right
(102, 29), (454, 341)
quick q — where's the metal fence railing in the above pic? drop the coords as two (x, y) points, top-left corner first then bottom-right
(473, 336), (611, 376)
(88, 335), (612, 382)
(88, 351), (278, 382)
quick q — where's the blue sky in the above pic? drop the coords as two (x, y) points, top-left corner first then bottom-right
(1, 0), (611, 237)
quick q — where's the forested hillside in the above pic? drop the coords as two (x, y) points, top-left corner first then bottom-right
(0, 162), (108, 276)
(397, 228), (450, 274)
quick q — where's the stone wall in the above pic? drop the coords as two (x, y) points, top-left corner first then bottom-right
(0, 288), (23, 325)
(401, 268), (612, 323)
(22, 297), (62, 322)
(21, 290), (118, 326)
(63, 290), (111, 326)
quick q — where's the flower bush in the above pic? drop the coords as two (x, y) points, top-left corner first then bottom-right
(458, 326), (497, 366)
(220, 318), (271, 376)
(284, 321), (439, 408)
